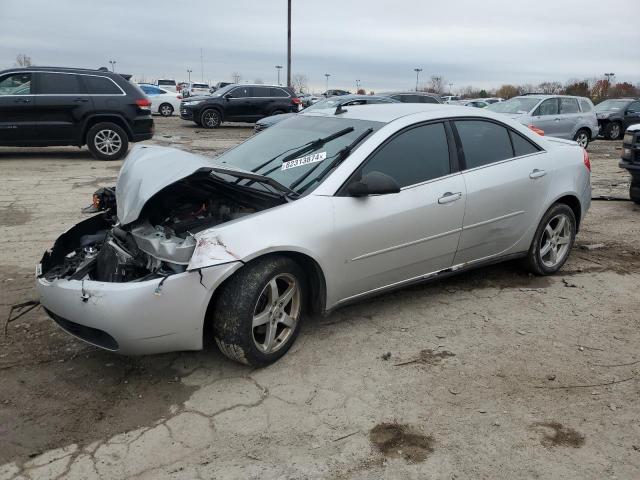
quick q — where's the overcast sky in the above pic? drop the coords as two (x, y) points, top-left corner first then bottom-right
(1, 0), (638, 93)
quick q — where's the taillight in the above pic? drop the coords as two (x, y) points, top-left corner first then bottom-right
(291, 97), (302, 104)
(528, 125), (544, 136)
(136, 98), (152, 108)
(583, 149), (591, 172)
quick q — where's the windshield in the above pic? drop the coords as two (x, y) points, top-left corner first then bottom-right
(214, 116), (382, 194)
(209, 84), (235, 97)
(487, 97), (540, 114)
(306, 97), (349, 111)
(595, 99), (630, 112)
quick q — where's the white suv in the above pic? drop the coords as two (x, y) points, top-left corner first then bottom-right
(182, 82), (211, 98)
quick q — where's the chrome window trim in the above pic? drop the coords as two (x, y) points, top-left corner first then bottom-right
(0, 70), (126, 96)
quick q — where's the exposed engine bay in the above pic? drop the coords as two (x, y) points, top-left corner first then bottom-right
(40, 171), (284, 283)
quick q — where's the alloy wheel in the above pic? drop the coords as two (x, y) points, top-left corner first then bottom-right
(575, 132), (588, 148)
(160, 105), (173, 116)
(94, 129), (122, 156)
(610, 123), (621, 139)
(251, 273), (301, 354)
(202, 111), (219, 127)
(539, 213), (572, 268)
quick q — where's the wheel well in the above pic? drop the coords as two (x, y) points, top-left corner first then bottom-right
(555, 195), (582, 231)
(83, 116), (132, 143)
(202, 251), (327, 345)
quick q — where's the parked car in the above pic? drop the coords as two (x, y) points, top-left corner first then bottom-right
(177, 82), (188, 92)
(182, 82), (211, 98)
(595, 98), (640, 140)
(483, 97), (504, 104)
(322, 89), (350, 97)
(139, 84), (182, 117)
(487, 95), (598, 148)
(379, 91), (442, 104)
(441, 95), (461, 103)
(37, 103), (590, 366)
(210, 81), (232, 93)
(0, 66), (153, 160)
(463, 99), (489, 108)
(180, 84), (301, 128)
(156, 79), (177, 92)
(619, 123), (640, 203)
(254, 94), (398, 132)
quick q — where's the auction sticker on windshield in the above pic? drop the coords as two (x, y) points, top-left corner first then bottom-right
(281, 152), (327, 171)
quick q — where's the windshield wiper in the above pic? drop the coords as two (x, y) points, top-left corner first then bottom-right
(250, 126), (355, 176)
(290, 128), (374, 193)
(209, 167), (299, 200)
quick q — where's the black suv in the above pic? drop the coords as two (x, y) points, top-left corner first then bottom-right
(596, 98), (640, 140)
(180, 84), (300, 128)
(619, 124), (640, 204)
(0, 67), (154, 160)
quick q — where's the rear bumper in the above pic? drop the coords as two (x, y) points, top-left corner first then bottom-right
(37, 262), (242, 355)
(130, 117), (154, 142)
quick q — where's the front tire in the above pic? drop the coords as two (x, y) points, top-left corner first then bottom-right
(524, 204), (576, 275)
(573, 129), (590, 149)
(604, 122), (622, 140)
(213, 256), (306, 366)
(201, 109), (222, 128)
(86, 122), (129, 161)
(159, 103), (174, 117)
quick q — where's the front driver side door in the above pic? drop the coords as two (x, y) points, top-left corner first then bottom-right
(225, 86), (255, 121)
(331, 121), (466, 303)
(0, 72), (38, 143)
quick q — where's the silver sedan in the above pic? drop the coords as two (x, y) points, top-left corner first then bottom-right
(37, 104), (591, 366)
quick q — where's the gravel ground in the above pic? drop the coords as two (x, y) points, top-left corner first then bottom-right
(1, 116), (639, 479)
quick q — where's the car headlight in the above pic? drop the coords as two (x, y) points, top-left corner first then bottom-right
(183, 100), (203, 106)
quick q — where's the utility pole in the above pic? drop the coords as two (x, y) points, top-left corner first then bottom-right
(187, 69), (192, 82)
(414, 68), (422, 91)
(324, 73), (330, 92)
(275, 65), (283, 85)
(287, 0), (292, 87)
(109, 60), (116, 72)
(200, 48), (204, 82)
(355, 79), (360, 91)
(449, 82), (453, 95)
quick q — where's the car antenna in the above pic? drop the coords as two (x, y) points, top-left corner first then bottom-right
(335, 105), (348, 115)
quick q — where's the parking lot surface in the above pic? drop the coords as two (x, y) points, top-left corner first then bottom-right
(1, 117), (639, 479)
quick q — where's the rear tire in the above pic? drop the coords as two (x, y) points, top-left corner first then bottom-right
(524, 203), (576, 275)
(630, 182), (640, 205)
(213, 256), (307, 367)
(573, 129), (590, 149)
(86, 122), (129, 161)
(159, 103), (174, 117)
(604, 122), (622, 140)
(201, 109), (222, 128)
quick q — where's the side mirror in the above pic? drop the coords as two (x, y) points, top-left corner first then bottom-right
(347, 171), (401, 197)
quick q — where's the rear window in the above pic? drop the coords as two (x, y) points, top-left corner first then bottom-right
(509, 131), (541, 157)
(83, 75), (122, 94)
(39, 72), (84, 94)
(419, 96), (439, 104)
(455, 120), (513, 169)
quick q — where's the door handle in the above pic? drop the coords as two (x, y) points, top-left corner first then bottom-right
(529, 169), (547, 179)
(13, 98), (31, 104)
(73, 98), (89, 103)
(438, 192), (462, 204)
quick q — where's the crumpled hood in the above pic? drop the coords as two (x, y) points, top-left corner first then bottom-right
(116, 145), (221, 225)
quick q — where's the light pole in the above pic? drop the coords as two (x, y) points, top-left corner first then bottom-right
(287, 0), (292, 87)
(324, 73), (330, 92)
(187, 69), (192, 82)
(275, 65), (283, 85)
(109, 60), (116, 72)
(355, 79), (361, 91)
(414, 68), (422, 91)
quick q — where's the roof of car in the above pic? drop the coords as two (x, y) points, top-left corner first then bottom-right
(301, 103), (486, 123)
(517, 94), (590, 100)
(1, 66), (120, 75)
(381, 91), (441, 97)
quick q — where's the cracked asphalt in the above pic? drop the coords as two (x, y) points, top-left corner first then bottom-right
(1, 117), (640, 479)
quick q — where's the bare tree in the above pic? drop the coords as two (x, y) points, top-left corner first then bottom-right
(537, 81), (563, 94)
(15, 53), (32, 67)
(292, 73), (309, 93)
(495, 84), (519, 99)
(253, 78), (264, 84)
(231, 72), (242, 84)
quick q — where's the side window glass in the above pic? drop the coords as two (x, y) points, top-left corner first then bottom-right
(509, 130), (541, 157)
(39, 73), (84, 94)
(231, 87), (252, 98)
(83, 75), (122, 94)
(361, 123), (451, 188)
(420, 96), (439, 104)
(579, 98), (592, 112)
(0, 73), (32, 95)
(455, 120), (513, 169)
(269, 88), (289, 97)
(628, 102), (640, 114)
(535, 99), (559, 116)
(253, 86), (269, 97)
(560, 98), (580, 114)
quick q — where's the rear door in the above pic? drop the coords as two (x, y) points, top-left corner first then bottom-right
(331, 121), (466, 301)
(531, 98), (563, 137)
(453, 119), (551, 264)
(559, 97), (581, 138)
(35, 71), (91, 144)
(0, 71), (37, 143)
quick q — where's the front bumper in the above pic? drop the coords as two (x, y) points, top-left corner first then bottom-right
(180, 106), (195, 120)
(38, 262), (242, 355)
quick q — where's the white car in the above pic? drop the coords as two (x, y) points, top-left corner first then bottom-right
(156, 79), (177, 92)
(139, 84), (182, 117)
(182, 82), (211, 98)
